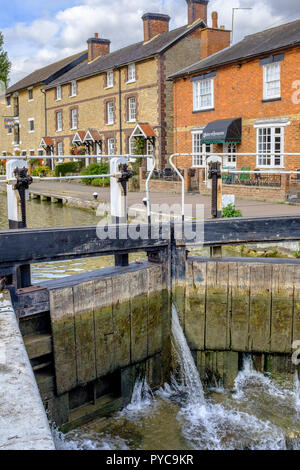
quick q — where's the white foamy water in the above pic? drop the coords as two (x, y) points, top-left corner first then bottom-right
(52, 426), (129, 450)
(120, 378), (154, 418)
(170, 305), (286, 450)
(295, 370), (300, 413)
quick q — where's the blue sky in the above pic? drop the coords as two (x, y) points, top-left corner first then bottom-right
(1, 0), (299, 85)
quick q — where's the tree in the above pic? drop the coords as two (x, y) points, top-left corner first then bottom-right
(0, 32), (11, 87)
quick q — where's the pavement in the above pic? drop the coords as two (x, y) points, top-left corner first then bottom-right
(24, 180), (300, 219)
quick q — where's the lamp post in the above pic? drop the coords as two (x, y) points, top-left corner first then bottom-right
(231, 7), (253, 44)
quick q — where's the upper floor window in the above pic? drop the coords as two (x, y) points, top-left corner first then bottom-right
(6, 96), (11, 106)
(128, 97), (136, 122)
(71, 108), (78, 129)
(56, 86), (62, 101)
(263, 62), (281, 100)
(256, 125), (284, 168)
(107, 71), (114, 88)
(70, 80), (77, 97)
(193, 78), (214, 111)
(127, 64), (136, 83)
(56, 111), (62, 131)
(107, 101), (114, 125)
(108, 138), (115, 155)
(28, 118), (35, 133)
(28, 88), (33, 101)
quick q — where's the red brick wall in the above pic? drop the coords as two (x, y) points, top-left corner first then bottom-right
(200, 29), (230, 59)
(173, 46), (300, 171)
(143, 19), (169, 41)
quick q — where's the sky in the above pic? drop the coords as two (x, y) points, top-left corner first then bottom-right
(1, 0), (300, 86)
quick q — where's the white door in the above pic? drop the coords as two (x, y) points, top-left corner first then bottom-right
(223, 143), (237, 168)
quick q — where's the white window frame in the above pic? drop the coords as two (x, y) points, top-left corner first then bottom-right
(191, 130), (212, 167)
(56, 85), (62, 101)
(57, 142), (64, 156)
(71, 108), (78, 130)
(28, 87), (34, 102)
(70, 80), (77, 97)
(146, 140), (154, 156)
(107, 101), (114, 125)
(106, 71), (114, 88)
(255, 122), (288, 168)
(193, 78), (214, 112)
(223, 143), (237, 168)
(107, 138), (115, 155)
(128, 97), (136, 122)
(28, 118), (35, 133)
(127, 64), (136, 83)
(56, 111), (62, 132)
(263, 62), (281, 101)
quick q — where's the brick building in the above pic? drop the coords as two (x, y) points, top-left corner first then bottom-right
(1, 0), (229, 170)
(169, 19), (300, 173)
(0, 52), (87, 159)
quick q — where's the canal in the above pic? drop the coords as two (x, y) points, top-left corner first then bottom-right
(0, 193), (299, 450)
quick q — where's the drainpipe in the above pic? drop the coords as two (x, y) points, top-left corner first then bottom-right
(118, 68), (122, 154)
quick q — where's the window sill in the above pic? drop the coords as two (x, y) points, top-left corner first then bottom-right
(193, 108), (215, 113)
(69, 95), (77, 98)
(70, 127), (78, 131)
(56, 99), (62, 102)
(262, 97), (281, 103)
(29, 131), (35, 134)
(128, 119), (136, 123)
(106, 122), (114, 126)
(126, 80), (136, 84)
(256, 166), (284, 169)
(28, 99), (34, 103)
(6, 105), (11, 108)
(56, 130), (63, 133)
(105, 85), (113, 90)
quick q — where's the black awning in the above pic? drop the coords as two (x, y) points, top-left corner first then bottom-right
(201, 118), (242, 145)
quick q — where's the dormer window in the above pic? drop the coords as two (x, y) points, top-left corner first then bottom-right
(127, 64), (136, 83)
(70, 80), (77, 97)
(107, 71), (114, 88)
(28, 88), (33, 101)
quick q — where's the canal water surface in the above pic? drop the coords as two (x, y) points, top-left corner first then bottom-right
(1, 193), (299, 450)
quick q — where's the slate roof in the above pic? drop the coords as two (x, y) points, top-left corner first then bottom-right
(169, 19), (300, 79)
(44, 19), (206, 89)
(6, 51), (88, 95)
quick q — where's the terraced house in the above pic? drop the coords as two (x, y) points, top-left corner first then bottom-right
(169, 19), (300, 175)
(0, 51), (88, 159)
(1, 0), (230, 170)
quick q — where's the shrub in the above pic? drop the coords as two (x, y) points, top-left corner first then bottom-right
(222, 203), (242, 218)
(32, 165), (51, 177)
(91, 177), (110, 187)
(55, 161), (83, 177)
(81, 162), (109, 185)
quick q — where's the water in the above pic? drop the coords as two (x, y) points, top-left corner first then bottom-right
(56, 305), (300, 451)
(0, 193), (145, 281)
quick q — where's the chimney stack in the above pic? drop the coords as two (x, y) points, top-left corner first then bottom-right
(87, 33), (111, 62)
(212, 11), (218, 28)
(186, 0), (208, 25)
(142, 13), (170, 42)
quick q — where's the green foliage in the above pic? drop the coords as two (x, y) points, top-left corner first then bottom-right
(55, 161), (83, 177)
(91, 177), (110, 187)
(0, 32), (11, 87)
(80, 162), (109, 185)
(130, 175), (140, 191)
(32, 166), (51, 177)
(222, 203), (242, 218)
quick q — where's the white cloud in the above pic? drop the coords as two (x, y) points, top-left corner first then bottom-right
(2, 0), (298, 85)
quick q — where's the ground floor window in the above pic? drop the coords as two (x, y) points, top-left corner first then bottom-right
(108, 138), (115, 155)
(256, 126), (284, 167)
(192, 131), (212, 167)
(57, 142), (63, 156)
(223, 143), (237, 168)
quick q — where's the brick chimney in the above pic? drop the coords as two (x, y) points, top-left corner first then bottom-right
(142, 13), (170, 42)
(186, 0), (208, 25)
(87, 33), (111, 62)
(212, 11), (218, 29)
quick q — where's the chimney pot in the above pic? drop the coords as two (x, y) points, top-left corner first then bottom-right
(94, 33), (99, 38)
(142, 12), (170, 42)
(212, 11), (218, 29)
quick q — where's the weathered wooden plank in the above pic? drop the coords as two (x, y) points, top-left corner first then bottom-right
(130, 269), (148, 364)
(230, 263), (250, 351)
(112, 274), (131, 369)
(93, 278), (115, 378)
(206, 262), (229, 350)
(185, 260), (206, 350)
(271, 264), (294, 353)
(249, 264), (272, 352)
(148, 265), (163, 357)
(49, 288), (77, 395)
(73, 281), (96, 384)
(293, 265), (300, 346)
